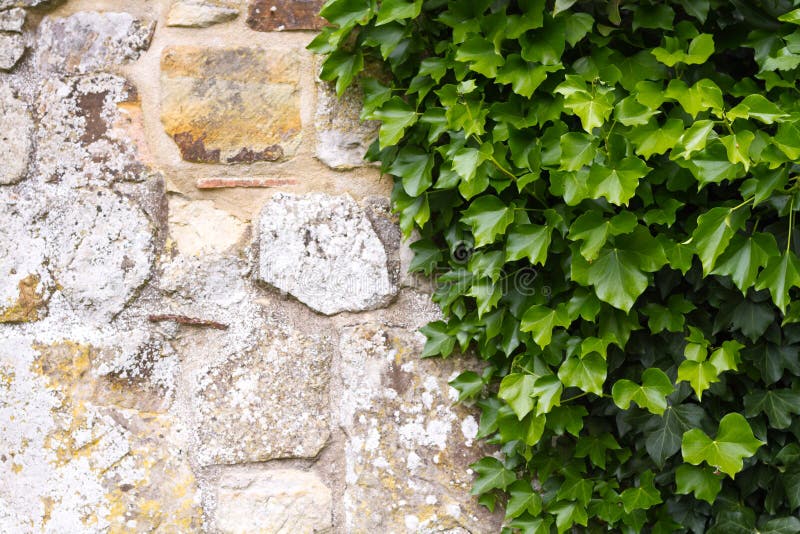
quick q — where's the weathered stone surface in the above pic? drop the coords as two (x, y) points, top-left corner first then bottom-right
(0, 84), (32, 185)
(0, 31), (24, 70)
(258, 193), (397, 315)
(35, 73), (148, 185)
(247, 0), (325, 31)
(195, 176), (298, 189)
(191, 322), (332, 465)
(339, 324), (502, 533)
(215, 469), (332, 533)
(0, 0), (58, 7)
(168, 196), (246, 257)
(0, 337), (201, 533)
(45, 189), (154, 321)
(315, 80), (379, 169)
(167, 0), (238, 27)
(0, 8), (25, 32)
(36, 11), (154, 74)
(160, 46), (303, 164)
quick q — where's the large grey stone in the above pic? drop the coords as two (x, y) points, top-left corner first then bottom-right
(35, 73), (147, 185)
(36, 11), (154, 74)
(0, 8), (25, 32)
(257, 193), (397, 315)
(215, 469), (332, 534)
(45, 188), (154, 321)
(0, 32), (24, 70)
(339, 324), (502, 533)
(191, 322), (333, 465)
(0, 83), (32, 185)
(167, 0), (238, 28)
(315, 80), (379, 169)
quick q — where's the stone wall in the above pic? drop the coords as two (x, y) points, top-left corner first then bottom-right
(0, 1), (501, 532)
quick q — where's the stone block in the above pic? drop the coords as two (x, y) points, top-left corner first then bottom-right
(35, 73), (149, 185)
(0, 32), (24, 70)
(0, 83), (32, 185)
(191, 323), (333, 465)
(0, 8), (25, 32)
(246, 0), (325, 31)
(160, 46), (303, 164)
(257, 192), (397, 315)
(338, 324), (502, 532)
(215, 469), (332, 533)
(36, 12), (154, 74)
(168, 197), (246, 256)
(167, 0), (238, 28)
(315, 79), (378, 169)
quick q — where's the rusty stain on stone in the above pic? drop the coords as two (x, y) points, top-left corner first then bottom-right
(195, 177), (298, 189)
(0, 274), (45, 323)
(173, 132), (221, 163)
(246, 0), (325, 31)
(226, 144), (283, 163)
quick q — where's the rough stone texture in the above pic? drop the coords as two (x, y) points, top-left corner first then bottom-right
(191, 322), (332, 465)
(315, 80), (379, 169)
(0, 196), (51, 322)
(0, 83), (32, 185)
(45, 188), (154, 321)
(160, 46), (303, 164)
(339, 324), (502, 533)
(0, 8), (25, 32)
(36, 11), (154, 74)
(0, 31), (24, 70)
(35, 73), (149, 185)
(215, 469), (332, 533)
(0, 0), (58, 7)
(0, 337), (201, 533)
(167, 0), (238, 27)
(168, 196), (246, 256)
(246, 0), (325, 31)
(258, 192), (397, 315)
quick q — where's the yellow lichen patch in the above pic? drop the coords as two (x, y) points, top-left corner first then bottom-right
(11, 463), (22, 473)
(0, 274), (46, 323)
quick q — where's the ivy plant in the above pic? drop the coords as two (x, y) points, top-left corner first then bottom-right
(312, 0), (800, 532)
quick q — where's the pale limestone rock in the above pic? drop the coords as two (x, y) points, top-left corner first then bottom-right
(0, 0), (57, 7)
(0, 336), (201, 533)
(36, 11), (154, 74)
(339, 324), (502, 533)
(45, 189), (154, 321)
(0, 84), (31, 184)
(0, 194), (51, 322)
(168, 196), (246, 256)
(215, 469), (332, 533)
(35, 73), (148, 185)
(160, 46), (303, 163)
(167, 0), (239, 28)
(0, 8), (25, 32)
(0, 32), (24, 70)
(257, 193), (397, 314)
(190, 321), (332, 465)
(315, 79), (379, 169)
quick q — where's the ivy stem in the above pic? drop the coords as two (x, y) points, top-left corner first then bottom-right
(732, 196), (754, 211)
(562, 392), (588, 403)
(787, 196), (795, 253)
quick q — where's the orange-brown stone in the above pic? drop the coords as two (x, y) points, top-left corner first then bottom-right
(160, 46), (304, 164)
(246, 0), (325, 31)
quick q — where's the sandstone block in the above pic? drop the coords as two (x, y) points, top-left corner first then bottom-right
(160, 46), (303, 164)
(215, 469), (332, 534)
(0, 83), (32, 185)
(257, 192), (397, 315)
(45, 189), (154, 321)
(0, 8), (25, 32)
(315, 80), (379, 169)
(36, 12), (154, 74)
(167, 0), (238, 28)
(0, 32), (24, 70)
(35, 74), (148, 185)
(246, 0), (325, 31)
(338, 325), (502, 533)
(168, 197), (246, 257)
(0, 337), (201, 533)
(191, 324), (332, 465)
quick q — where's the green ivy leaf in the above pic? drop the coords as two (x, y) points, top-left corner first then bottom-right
(568, 211), (637, 262)
(681, 413), (764, 478)
(420, 321), (455, 357)
(712, 233), (779, 294)
(449, 371), (484, 401)
(505, 480), (543, 519)
(644, 404), (706, 467)
(550, 500), (588, 533)
(652, 33), (715, 66)
(754, 251), (800, 314)
(554, 76), (615, 132)
(520, 305), (570, 348)
(455, 35), (505, 78)
(558, 353), (607, 396)
(586, 246), (648, 312)
(498, 373), (537, 419)
(587, 156), (650, 206)
(612, 368), (674, 415)
(375, 0), (421, 25)
(675, 464), (723, 504)
(319, 49), (364, 96)
(691, 205), (749, 275)
(389, 146), (434, 196)
(560, 132), (597, 171)
(461, 196), (514, 248)
(470, 457), (516, 494)
(727, 94), (787, 124)
(620, 471), (662, 513)
(677, 359), (718, 400)
(709, 340), (744, 374)
(744, 388), (800, 429)
(371, 97), (418, 148)
(532, 374), (562, 416)
(505, 224), (552, 265)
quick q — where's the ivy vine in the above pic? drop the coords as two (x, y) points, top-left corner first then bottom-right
(312, 0), (800, 532)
